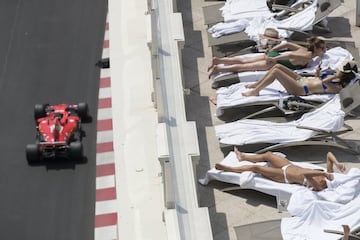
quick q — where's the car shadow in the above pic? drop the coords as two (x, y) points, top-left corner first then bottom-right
(28, 156), (88, 170)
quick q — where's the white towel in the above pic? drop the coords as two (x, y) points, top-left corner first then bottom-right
(281, 170), (360, 240)
(210, 0), (317, 39)
(208, 19), (249, 38)
(298, 46), (354, 75)
(215, 95), (344, 145)
(282, 196), (360, 240)
(215, 80), (334, 117)
(221, 0), (273, 22)
(245, 0), (318, 40)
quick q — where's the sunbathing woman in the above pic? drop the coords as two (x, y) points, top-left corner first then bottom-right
(242, 61), (357, 97)
(215, 147), (346, 191)
(208, 36), (326, 79)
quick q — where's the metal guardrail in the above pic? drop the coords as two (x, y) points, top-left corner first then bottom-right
(147, 0), (213, 239)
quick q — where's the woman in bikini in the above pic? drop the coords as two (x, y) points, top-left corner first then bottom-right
(241, 60), (357, 97)
(215, 147), (346, 191)
(208, 36), (326, 79)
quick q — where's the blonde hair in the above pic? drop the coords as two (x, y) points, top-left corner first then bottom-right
(307, 36), (326, 52)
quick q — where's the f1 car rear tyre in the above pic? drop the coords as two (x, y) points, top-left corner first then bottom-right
(26, 144), (40, 164)
(69, 142), (83, 161)
(77, 102), (88, 120)
(34, 104), (49, 120)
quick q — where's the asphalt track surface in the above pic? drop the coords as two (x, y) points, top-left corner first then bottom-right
(0, 1), (108, 239)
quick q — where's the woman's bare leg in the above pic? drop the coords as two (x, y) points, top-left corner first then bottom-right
(208, 60), (274, 79)
(245, 64), (299, 89)
(215, 163), (254, 173)
(208, 55), (267, 71)
(234, 147), (290, 168)
(242, 64), (303, 96)
(215, 163), (286, 183)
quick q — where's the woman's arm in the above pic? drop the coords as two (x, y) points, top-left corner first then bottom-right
(268, 51), (312, 63)
(322, 75), (338, 83)
(303, 169), (332, 179)
(303, 169), (333, 191)
(269, 41), (303, 52)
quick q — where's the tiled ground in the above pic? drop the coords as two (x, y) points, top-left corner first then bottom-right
(179, 0), (360, 239)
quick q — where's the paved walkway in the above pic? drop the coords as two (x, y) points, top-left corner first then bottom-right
(103, 1), (167, 239)
(179, 0), (360, 239)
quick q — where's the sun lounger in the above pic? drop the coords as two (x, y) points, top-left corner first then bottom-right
(200, 153), (360, 235)
(214, 80), (333, 121)
(211, 46), (354, 89)
(211, 48), (356, 121)
(204, 0), (342, 56)
(198, 151), (326, 212)
(215, 93), (359, 154)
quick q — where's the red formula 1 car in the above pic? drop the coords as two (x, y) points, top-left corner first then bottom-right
(26, 103), (89, 164)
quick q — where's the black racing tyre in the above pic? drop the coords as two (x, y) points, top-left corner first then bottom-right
(26, 144), (40, 164)
(34, 104), (49, 120)
(76, 102), (88, 120)
(69, 142), (83, 161)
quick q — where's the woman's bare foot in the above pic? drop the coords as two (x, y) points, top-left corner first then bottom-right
(234, 147), (245, 161)
(245, 82), (257, 88)
(207, 57), (219, 71)
(209, 96), (217, 105)
(208, 65), (218, 79)
(242, 89), (260, 97)
(215, 163), (229, 171)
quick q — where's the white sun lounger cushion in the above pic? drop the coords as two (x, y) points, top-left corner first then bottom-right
(198, 151), (326, 210)
(215, 80), (334, 117)
(215, 94), (344, 145)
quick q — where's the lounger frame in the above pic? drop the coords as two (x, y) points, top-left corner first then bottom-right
(203, 0), (342, 48)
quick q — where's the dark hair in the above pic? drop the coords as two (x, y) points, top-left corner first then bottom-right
(307, 36), (326, 52)
(339, 71), (356, 88)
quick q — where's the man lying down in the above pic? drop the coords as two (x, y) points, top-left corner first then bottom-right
(215, 147), (356, 192)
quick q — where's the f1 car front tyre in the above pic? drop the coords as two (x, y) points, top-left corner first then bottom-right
(76, 102), (88, 120)
(34, 104), (49, 120)
(26, 144), (40, 164)
(69, 142), (83, 161)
